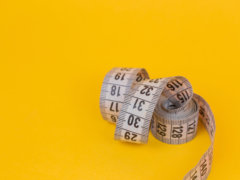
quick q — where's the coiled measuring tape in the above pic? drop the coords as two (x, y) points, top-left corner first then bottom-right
(100, 67), (216, 180)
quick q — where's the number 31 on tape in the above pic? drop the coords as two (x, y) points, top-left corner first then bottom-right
(100, 67), (216, 180)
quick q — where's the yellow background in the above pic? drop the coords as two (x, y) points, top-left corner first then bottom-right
(0, 0), (239, 179)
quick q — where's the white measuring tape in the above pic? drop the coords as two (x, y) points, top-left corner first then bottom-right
(100, 67), (216, 180)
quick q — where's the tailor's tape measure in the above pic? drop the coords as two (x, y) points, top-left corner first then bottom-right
(99, 67), (216, 180)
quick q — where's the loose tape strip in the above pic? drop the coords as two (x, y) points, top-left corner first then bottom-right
(100, 67), (216, 180)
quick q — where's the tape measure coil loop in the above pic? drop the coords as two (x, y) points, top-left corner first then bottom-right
(99, 67), (216, 180)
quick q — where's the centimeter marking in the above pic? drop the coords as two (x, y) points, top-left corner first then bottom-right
(100, 68), (216, 180)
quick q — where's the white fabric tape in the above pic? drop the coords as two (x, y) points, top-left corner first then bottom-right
(99, 67), (216, 180)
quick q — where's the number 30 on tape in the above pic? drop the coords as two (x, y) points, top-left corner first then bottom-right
(99, 67), (216, 180)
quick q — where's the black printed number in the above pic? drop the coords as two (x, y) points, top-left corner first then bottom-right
(190, 170), (198, 180)
(140, 85), (153, 96)
(200, 159), (207, 177)
(187, 121), (196, 134)
(167, 79), (183, 91)
(124, 131), (137, 141)
(172, 126), (183, 138)
(110, 115), (117, 122)
(176, 90), (190, 103)
(133, 98), (145, 111)
(110, 102), (119, 112)
(127, 115), (140, 128)
(136, 73), (143, 82)
(157, 123), (167, 136)
(111, 85), (121, 97)
(115, 73), (125, 80)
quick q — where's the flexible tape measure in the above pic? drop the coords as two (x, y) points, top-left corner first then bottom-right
(100, 67), (216, 180)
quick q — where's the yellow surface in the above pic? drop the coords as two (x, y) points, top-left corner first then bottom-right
(0, 0), (239, 179)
